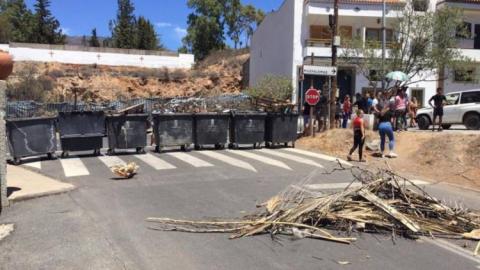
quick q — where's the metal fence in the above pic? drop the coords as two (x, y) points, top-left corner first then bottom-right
(6, 94), (254, 119)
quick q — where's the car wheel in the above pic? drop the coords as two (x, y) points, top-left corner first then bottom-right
(417, 115), (431, 130)
(464, 113), (480, 130)
(441, 124), (451, 130)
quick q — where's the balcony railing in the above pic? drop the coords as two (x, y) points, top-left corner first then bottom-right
(305, 39), (400, 49)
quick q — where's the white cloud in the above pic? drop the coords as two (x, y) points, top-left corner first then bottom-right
(156, 22), (173, 28)
(174, 27), (187, 38)
(61, 27), (71, 35)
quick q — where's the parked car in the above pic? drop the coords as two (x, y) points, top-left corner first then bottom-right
(416, 89), (480, 130)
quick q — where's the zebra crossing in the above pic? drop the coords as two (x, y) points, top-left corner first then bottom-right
(21, 149), (352, 179)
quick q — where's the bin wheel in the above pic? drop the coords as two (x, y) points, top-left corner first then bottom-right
(136, 147), (146, 154)
(194, 145), (201, 151)
(291, 142), (296, 148)
(265, 142), (272, 148)
(107, 149), (115, 155)
(155, 146), (161, 153)
(47, 153), (56, 160)
(181, 144), (190, 152)
(61, 151), (69, 158)
(94, 149), (101, 156)
(229, 143), (239, 149)
(284, 142), (289, 148)
(12, 158), (22, 165)
(214, 144), (225, 150)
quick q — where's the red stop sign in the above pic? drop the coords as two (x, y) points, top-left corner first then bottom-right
(305, 88), (320, 106)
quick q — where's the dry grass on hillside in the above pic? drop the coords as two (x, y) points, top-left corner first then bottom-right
(7, 49), (250, 102)
(298, 130), (480, 189)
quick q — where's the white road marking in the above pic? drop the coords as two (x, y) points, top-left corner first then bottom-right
(166, 152), (213, 168)
(197, 151), (257, 172)
(226, 150), (292, 170)
(305, 180), (431, 190)
(60, 158), (90, 177)
(257, 149), (324, 168)
(24, 161), (41, 169)
(283, 148), (352, 167)
(134, 153), (176, 170)
(423, 238), (480, 265)
(98, 155), (126, 168)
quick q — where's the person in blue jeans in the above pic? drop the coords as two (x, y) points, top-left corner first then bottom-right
(378, 107), (398, 158)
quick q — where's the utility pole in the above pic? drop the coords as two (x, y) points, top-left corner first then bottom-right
(329, 0), (339, 129)
(381, 0), (386, 92)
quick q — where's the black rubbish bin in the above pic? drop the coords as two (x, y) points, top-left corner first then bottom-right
(152, 113), (194, 152)
(229, 112), (266, 149)
(6, 117), (57, 165)
(106, 114), (148, 155)
(58, 111), (106, 157)
(265, 113), (298, 148)
(194, 113), (229, 150)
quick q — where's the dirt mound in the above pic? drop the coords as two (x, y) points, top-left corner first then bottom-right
(298, 130), (480, 189)
(7, 49), (249, 102)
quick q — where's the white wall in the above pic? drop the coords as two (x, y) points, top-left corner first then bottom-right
(0, 44), (195, 69)
(249, 0), (296, 92)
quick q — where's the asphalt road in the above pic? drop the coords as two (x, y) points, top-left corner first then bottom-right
(1, 146), (479, 270)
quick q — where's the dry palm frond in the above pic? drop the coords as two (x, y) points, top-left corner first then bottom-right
(146, 166), (480, 244)
(111, 162), (139, 178)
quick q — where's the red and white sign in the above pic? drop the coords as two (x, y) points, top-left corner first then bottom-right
(305, 88), (320, 106)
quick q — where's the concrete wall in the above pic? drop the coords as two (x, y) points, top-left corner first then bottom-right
(249, 0), (296, 90)
(0, 44), (195, 69)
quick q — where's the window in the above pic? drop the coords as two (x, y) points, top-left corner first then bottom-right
(445, 93), (460, 106)
(310, 25), (331, 40)
(413, 0), (429, 12)
(411, 88), (425, 108)
(460, 91), (480, 104)
(456, 22), (472, 39)
(454, 68), (475, 82)
(366, 28), (393, 42)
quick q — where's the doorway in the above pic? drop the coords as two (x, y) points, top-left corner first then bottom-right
(475, 24), (480, 49)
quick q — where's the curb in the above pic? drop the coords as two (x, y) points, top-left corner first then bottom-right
(8, 185), (76, 203)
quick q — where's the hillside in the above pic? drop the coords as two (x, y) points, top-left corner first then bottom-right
(6, 49), (249, 103)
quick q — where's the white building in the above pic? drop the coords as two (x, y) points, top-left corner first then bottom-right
(249, 0), (480, 107)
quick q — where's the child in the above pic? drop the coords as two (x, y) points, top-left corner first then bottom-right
(347, 109), (366, 162)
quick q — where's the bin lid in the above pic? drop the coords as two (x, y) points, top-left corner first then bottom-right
(6, 116), (57, 122)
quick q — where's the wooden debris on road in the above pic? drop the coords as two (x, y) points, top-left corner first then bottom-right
(146, 167), (480, 245)
(111, 162), (139, 179)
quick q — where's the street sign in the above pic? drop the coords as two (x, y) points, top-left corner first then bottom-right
(303, 65), (337, 76)
(305, 88), (320, 106)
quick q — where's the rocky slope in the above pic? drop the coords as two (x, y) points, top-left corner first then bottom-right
(7, 49), (249, 103)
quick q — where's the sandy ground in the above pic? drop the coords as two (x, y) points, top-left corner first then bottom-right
(298, 129), (480, 190)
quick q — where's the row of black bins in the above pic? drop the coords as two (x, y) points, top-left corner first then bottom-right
(6, 111), (298, 165)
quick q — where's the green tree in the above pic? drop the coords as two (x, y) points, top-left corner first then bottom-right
(342, 6), (473, 92)
(225, 0), (242, 49)
(240, 4), (264, 48)
(31, 0), (65, 44)
(111, 0), (137, 49)
(245, 75), (293, 102)
(89, 28), (100, 47)
(136, 16), (161, 50)
(2, 0), (34, 43)
(182, 0), (227, 60)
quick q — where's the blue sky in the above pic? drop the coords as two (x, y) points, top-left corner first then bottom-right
(24, 0), (284, 50)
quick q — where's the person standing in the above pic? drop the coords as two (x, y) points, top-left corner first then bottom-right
(408, 96), (418, 128)
(394, 88), (407, 131)
(428, 87), (447, 132)
(366, 92), (373, 114)
(342, 95), (352, 129)
(335, 98), (342, 128)
(302, 102), (311, 136)
(378, 106), (397, 158)
(347, 109), (366, 162)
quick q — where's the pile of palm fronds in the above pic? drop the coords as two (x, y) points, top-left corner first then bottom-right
(111, 162), (139, 179)
(146, 167), (480, 245)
